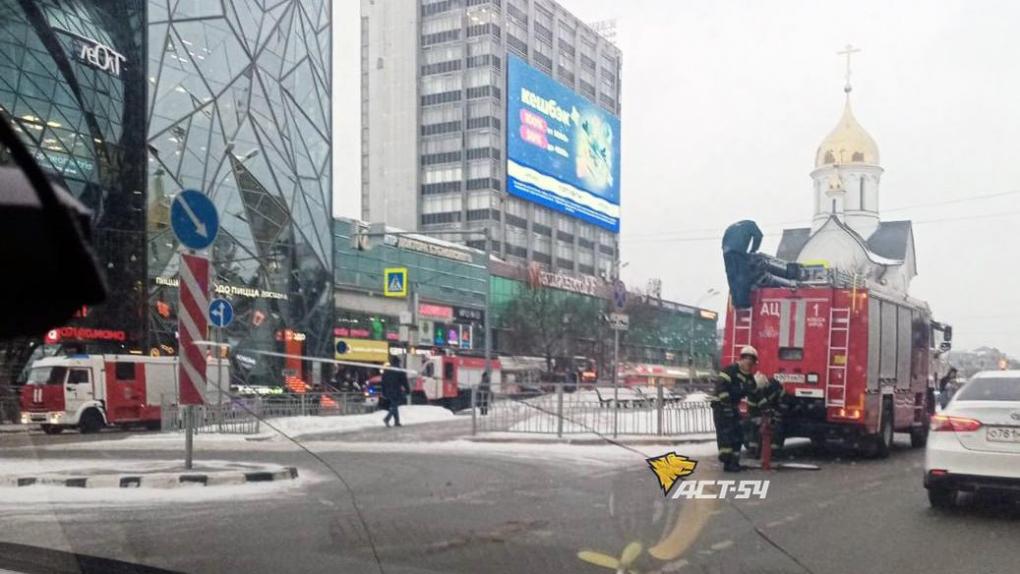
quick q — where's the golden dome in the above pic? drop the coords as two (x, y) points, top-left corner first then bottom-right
(815, 98), (879, 167)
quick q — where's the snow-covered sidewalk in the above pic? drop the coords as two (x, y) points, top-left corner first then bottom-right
(254, 405), (457, 440)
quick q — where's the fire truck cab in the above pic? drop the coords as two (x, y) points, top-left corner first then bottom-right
(724, 272), (952, 457)
(20, 354), (227, 434)
(410, 354), (502, 411)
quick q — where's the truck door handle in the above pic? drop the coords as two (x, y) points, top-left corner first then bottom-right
(66, 387), (74, 392)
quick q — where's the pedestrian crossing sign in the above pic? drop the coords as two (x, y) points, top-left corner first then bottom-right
(384, 267), (408, 298)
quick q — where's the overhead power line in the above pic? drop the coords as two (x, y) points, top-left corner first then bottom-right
(625, 189), (1020, 241)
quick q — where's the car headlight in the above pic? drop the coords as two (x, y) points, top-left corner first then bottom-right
(49, 413), (62, 423)
(20, 413), (30, 425)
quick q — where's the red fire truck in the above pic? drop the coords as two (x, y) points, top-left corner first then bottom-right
(20, 354), (227, 434)
(410, 354), (502, 410)
(723, 270), (952, 457)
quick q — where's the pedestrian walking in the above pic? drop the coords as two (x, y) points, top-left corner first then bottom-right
(381, 356), (410, 427)
(938, 367), (959, 410)
(712, 345), (759, 472)
(478, 370), (491, 416)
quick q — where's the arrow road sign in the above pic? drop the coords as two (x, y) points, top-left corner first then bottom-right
(171, 189), (219, 250)
(208, 297), (234, 328)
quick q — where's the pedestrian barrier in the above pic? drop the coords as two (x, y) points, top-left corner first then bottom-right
(472, 386), (715, 437)
(160, 392), (370, 435)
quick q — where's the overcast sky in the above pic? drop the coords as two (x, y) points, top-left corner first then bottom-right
(333, 0), (1020, 356)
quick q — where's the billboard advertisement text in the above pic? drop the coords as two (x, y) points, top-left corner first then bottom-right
(506, 54), (621, 232)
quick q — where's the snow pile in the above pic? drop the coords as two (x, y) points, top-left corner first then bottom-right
(258, 405), (456, 439)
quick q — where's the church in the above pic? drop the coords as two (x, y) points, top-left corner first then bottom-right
(775, 57), (916, 294)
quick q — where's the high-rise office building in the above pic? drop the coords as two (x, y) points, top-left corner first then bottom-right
(361, 0), (622, 278)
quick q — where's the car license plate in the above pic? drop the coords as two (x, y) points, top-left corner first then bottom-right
(986, 427), (1020, 443)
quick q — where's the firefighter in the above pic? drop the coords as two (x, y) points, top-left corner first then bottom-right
(745, 373), (786, 458)
(721, 220), (763, 308)
(712, 345), (758, 472)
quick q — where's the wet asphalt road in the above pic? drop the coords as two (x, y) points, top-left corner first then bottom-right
(1, 428), (1018, 574)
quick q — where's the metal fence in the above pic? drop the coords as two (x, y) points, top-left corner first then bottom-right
(472, 387), (716, 437)
(161, 392), (370, 435)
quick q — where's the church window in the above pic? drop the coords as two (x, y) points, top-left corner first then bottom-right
(859, 177), (866, 210)
(852, 151), (864, 162)
(824, 151), (835, 164)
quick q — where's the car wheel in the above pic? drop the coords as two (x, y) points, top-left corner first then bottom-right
(41, 424), (63, 435)
(78, 409), (104, 434)
(928, 485), (956, 509)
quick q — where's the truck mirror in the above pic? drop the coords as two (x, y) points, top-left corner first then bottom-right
(943, 326), (953, 342)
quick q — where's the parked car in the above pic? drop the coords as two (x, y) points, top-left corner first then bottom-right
(924, 370), (1020, 508)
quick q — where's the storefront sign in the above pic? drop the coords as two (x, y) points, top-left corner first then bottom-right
(154, 276), (288, 300)
(69, 34), (126, 77)
(390, 236), (473, 262)
(418, 303), (454, 320)
(454, 306), (484, 323)
(45, 327), (126, 344)
(334, 337), (390, 363)
(527, 264), (601, 296)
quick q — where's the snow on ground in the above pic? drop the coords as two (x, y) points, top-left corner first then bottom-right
(0, 458), (322, 509)
(257, 405), (456, 440)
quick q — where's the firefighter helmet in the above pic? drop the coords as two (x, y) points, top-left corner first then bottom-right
(739, 345), (759, 360)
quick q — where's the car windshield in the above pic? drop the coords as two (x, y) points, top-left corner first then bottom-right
(4, 2), (1020, 574)
(24, 366), (66, 386)
(954, 377), (1020, 402)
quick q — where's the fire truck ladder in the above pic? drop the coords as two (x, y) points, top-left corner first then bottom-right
(826, 307), (851, 407)
(731, 306), (754, 362)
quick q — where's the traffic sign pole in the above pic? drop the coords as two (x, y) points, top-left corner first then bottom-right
(171, 190), (219, 471)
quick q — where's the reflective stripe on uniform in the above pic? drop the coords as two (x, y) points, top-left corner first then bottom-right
(719, 372), (732, 382)
(718, 447), (734, 454)
(717, 392), (730, 400)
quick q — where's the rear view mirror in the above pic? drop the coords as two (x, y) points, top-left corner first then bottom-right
(943, 326), (953, 342)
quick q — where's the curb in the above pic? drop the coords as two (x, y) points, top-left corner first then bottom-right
(1, 466), (298, 489)
(463, 436), (715, 446)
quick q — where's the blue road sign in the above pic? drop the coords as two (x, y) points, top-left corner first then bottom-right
(171, 189), (219, 250)
(612, 279), (627, 311)
(384, 267), (408, 297)
(208, 298), (234, 328)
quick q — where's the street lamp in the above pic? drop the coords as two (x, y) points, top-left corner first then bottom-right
(690, 288), (720, 382)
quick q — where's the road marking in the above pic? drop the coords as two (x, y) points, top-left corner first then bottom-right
(710, 540), (734, 550)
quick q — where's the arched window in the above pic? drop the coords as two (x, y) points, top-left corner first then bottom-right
(859, 177), (866, 210)
(852, 151), (864, 162)
(824, 151), (835, 164)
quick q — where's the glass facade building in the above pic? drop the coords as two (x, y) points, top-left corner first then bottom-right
(0, 0), (148, 346)
(146, 1), (333, 385)
(2, 1), (332, 386)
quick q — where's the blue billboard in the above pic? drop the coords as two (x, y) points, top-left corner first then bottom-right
(506, 54), (621, 232)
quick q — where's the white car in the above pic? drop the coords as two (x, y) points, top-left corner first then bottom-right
(924, 370), (1020, 508)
